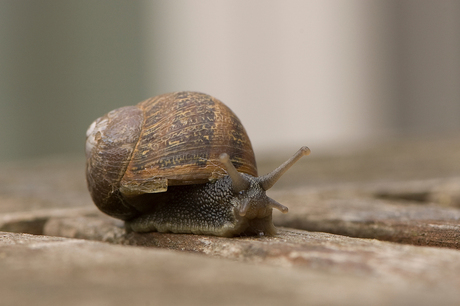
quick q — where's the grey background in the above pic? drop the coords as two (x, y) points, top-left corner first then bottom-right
(1, 0), (459, 162)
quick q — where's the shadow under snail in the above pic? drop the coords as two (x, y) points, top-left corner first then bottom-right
(85, 91), (310, 237)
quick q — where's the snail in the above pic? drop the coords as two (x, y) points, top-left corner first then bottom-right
(85, 91), (310, 237)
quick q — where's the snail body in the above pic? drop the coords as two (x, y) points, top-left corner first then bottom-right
(85, 91), (309, 237)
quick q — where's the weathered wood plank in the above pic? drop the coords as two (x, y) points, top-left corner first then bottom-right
(1, 137), (460, 305)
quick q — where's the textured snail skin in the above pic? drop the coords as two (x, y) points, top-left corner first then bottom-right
(125, 175), (276, 237)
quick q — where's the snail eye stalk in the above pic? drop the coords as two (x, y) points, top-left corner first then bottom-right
(259, 146), (310, 191)
(219, 153), (250, 193)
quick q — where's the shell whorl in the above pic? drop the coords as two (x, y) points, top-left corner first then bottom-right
(85, 106), (144, 219)
(121, 92), (257, 188)
(85, 91), (257, 220)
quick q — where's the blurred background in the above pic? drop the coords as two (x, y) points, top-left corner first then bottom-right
(0, 0), (459, 163)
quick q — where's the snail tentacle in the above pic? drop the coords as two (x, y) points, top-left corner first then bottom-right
(259, 146), (310, 191)
(219, 153), (250, 193)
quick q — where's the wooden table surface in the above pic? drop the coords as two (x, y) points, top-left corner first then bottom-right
(1, 136), (460, 306)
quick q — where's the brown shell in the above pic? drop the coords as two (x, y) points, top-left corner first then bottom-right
(86, 91), (257, 220)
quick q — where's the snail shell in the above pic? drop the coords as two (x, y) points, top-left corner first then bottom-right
(86, 91), (309, 237)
